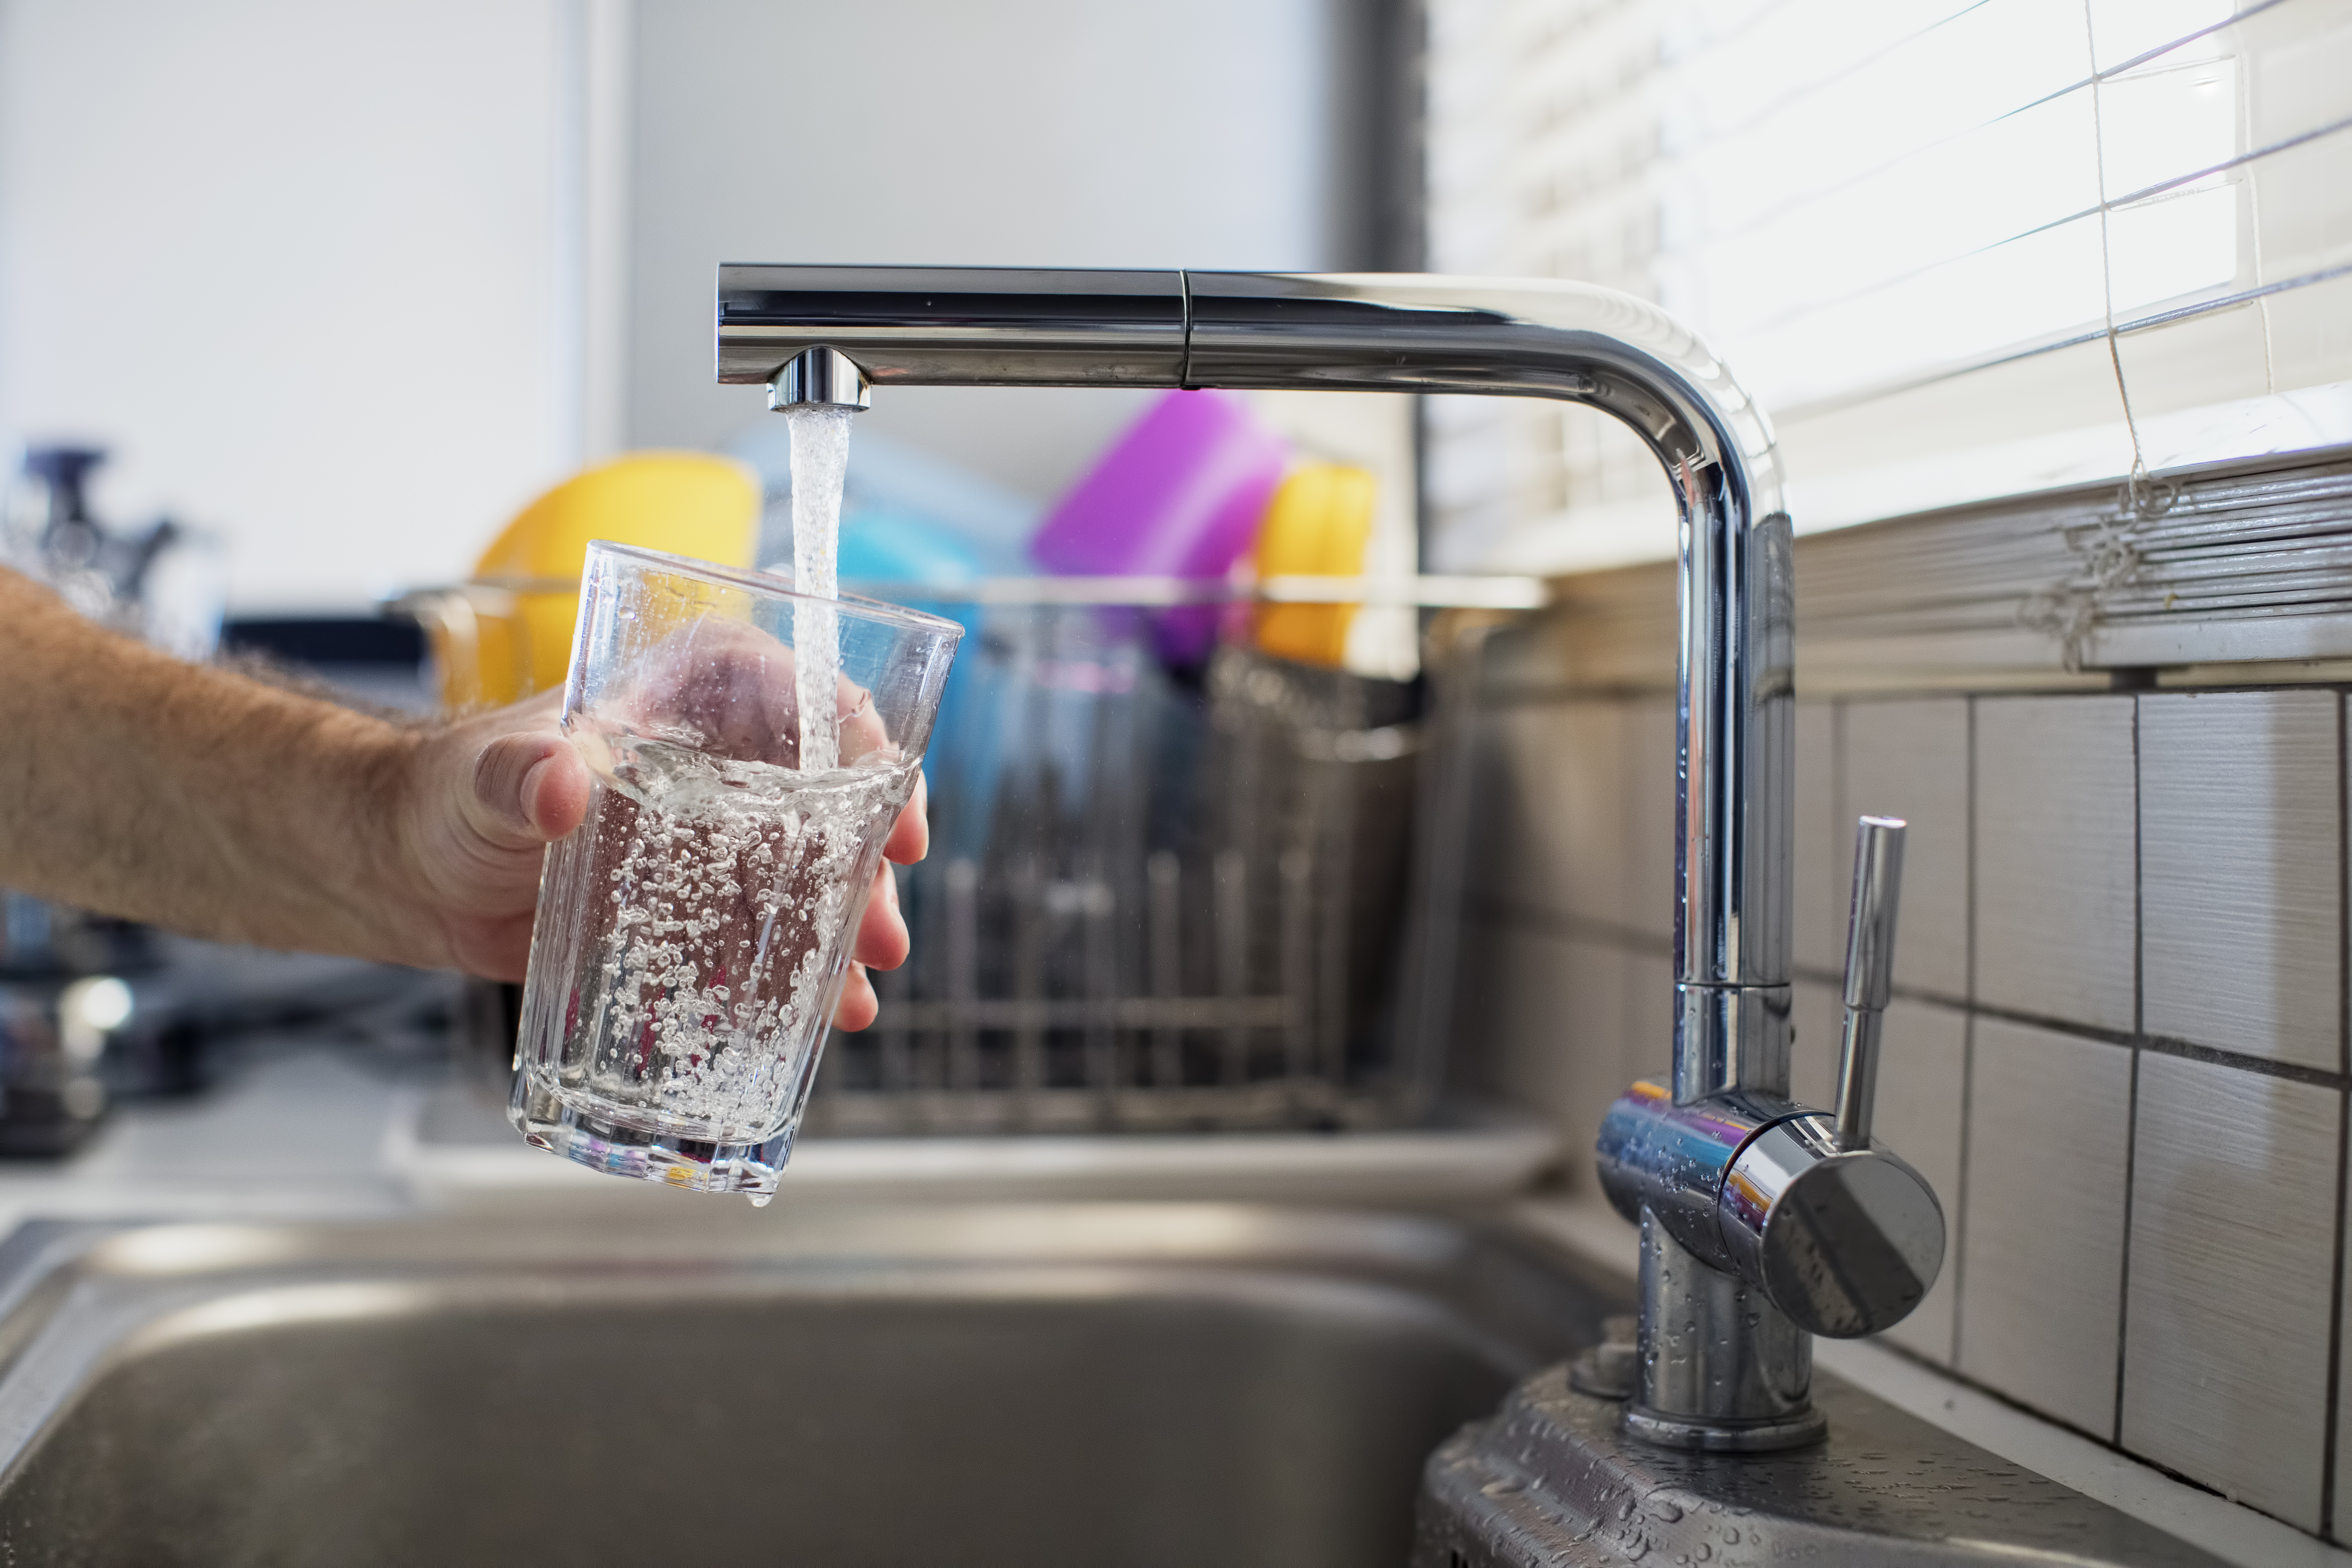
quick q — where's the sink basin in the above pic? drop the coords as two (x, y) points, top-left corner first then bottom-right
(0, 1201), (2236, 1567)
(0, 1204), (1608, 1567)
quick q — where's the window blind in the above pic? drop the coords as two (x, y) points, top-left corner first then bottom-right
(1423, 0), (2352, 576)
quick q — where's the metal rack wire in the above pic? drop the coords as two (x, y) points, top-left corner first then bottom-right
(805, 578), (1528, 1136)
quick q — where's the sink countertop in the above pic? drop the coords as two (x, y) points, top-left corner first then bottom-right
(0, 1044), (417, 1231)
(0, 1039), (1567, 1231)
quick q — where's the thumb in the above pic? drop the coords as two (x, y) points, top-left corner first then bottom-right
(469, 733), (592, 849)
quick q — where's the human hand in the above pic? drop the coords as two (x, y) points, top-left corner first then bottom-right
(386, 686), (925, 1029)
(609, 613), (893, 770)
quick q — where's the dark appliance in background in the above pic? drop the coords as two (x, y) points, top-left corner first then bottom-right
(0, 444), (184, 1151)
(0, 900), (155, 1153)
(0, 445), (447, 1153)
(0, 915), (460, 1155)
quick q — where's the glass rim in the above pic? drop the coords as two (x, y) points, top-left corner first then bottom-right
(583, 539), (968, 638)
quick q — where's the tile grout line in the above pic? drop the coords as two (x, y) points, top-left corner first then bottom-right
(2325, 689), (2349, 1540)
(1952, 694), (1977, 1370)
(2327, 1090), (2349, 1543)
(1833, 697), (1847, 1000)
(1471, 883), (2352, 1087)
(2110, 694), (2144, 1446)
(1829, 696), (1847, 1112)
(2133, 1030), (2349, 1086)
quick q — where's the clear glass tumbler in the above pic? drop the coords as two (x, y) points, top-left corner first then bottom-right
(508, 542), (962, 1199)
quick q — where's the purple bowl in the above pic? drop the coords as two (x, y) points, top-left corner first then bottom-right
(1030, 390), (1286, 665)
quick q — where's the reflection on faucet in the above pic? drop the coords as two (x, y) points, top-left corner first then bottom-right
(1596, 813), (1943, 1448)
(712, 265), (1942, 1449)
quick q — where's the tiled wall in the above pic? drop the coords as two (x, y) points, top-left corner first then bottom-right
(1453, 678), (2352, 1542)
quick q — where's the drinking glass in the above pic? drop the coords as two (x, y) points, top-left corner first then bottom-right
(508, 541), (962, 1199)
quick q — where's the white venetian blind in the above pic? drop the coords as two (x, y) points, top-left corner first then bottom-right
(1423, 0), (2352, 575)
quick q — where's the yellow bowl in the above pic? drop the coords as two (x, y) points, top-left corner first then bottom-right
(410, 452), (760, 709)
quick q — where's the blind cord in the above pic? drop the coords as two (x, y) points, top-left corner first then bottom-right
(2022, 0), (2184, 669)
(2085, 0), (2173, 521)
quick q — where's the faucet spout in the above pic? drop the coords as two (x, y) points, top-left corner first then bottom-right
(768, 346), (872, 411)
(718, 265), (1794, 1104)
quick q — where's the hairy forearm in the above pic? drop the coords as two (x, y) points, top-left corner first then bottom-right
(0, 567), (423, 958)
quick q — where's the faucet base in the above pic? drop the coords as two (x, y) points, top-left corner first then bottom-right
(1621, 1403), (1826, 1452)
(1414, 1362), (2230, 1566)
(1623, 1210), (1824, 1451)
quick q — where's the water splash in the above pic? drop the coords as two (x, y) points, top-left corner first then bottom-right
(784, 404), (854, 772)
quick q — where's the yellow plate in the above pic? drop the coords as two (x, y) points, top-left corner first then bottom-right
(420, 452), (760, 708)
(1252, 464), (1375, 669)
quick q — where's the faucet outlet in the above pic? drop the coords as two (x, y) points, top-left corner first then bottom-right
(768, 345), (872, 411)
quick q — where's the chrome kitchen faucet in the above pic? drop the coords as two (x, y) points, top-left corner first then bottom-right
(712, 266), (1945, 1451)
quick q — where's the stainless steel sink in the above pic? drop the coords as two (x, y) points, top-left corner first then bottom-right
(0, 1202), (2235, 1567)
(0, 1204), (1609, 1567)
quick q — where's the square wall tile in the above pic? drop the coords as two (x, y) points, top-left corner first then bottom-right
(1476, 701), (1626, 923)
(1458, 708), (1519, 913)
(1446, 907), (1519, 1099)
(2140, 691), (2340, 1073)
(1975, 697), (2138, 1032)
(1873, 1000), (1967, 1366)
(1452, 919), (1629, 1191)
(1622, 948), (1675, 1090)
(1843, 700), (1970, 1003)
(2342, 1154), (2352, 1550)
(1790, 978), (1843, 1112)
(1958, 1017), (2134, 1437)
(2122, 1054), (2339, 1533)
(1794, 701), (1843, 977)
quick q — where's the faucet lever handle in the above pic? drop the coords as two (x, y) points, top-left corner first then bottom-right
(1834, 816), (1906, 1151)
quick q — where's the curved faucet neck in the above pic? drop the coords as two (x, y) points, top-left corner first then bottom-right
(714, 264), (1794, 1104)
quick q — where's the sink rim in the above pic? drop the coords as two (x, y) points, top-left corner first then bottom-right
(0, 1200), (1625, 1497)
(0, 1201), (2261, 1568)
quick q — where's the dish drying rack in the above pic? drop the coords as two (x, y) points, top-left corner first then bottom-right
(803, 574), (1541, 1137)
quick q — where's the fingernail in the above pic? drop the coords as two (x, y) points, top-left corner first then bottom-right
(517, 753), (553, 833)
(478, 739), (548, 835)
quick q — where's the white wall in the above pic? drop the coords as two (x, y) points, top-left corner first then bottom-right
(0, 0), (584, 613)
(0, 0), (1363, 612)
(628, 0), (1365, 504)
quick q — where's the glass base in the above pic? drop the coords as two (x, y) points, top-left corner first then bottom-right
(506, 1070), (796, 1203)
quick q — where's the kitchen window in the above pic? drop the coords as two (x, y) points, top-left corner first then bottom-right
(1422, 0), (2352, 575)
